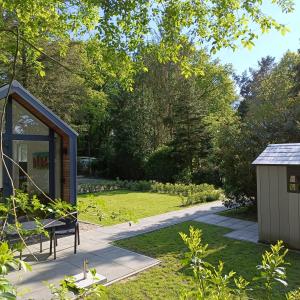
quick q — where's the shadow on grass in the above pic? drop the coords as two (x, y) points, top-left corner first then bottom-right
(114, 221), (232, 259)
(78, 189), (135, 198)
(218, 206), (258, 222)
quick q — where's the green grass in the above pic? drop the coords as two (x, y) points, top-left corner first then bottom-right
(108, 221), (300, 300)
(78, 190), (185, 226)
(218, 206), (258, 222)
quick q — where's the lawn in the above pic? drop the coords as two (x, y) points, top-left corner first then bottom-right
(108, 221), (300, 300)
(218, 206), (258, 222)
(78, 190), (185, 226)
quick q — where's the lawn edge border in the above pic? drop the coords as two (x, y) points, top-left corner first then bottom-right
(103, 260), (161, 286)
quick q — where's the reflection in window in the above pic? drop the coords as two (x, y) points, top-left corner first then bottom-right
(12, 140), (49, 195)
(12, 100), (49, 135)
(287, 167), (300, 193)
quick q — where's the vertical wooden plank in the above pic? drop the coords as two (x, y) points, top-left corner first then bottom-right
(289, 192), (299, 248)
(62, 136), (70, 203)
(259, 166), (271, 242)
(278, 166), (290, 243)
(269, 166), (280, 242)
(256, 166), (263, 239)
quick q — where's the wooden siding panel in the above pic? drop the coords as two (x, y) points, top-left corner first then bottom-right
(269, 166), (279, 242)
(278, 166), (289, 243)
(289, 192), (300, 249)
(259, 166), (271, 242)
(256, 166), (263, 239)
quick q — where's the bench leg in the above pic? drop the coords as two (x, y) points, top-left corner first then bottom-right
(50, 230), (53, 255)
(53, 232), (56, 260)
(19, 250), (22, 270)
(77, 223), (80, 245)
(40, 234), (43, 253)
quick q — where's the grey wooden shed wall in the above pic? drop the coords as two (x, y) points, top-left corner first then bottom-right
(256, 165), (298, 247)
(253, 144), (300, 249)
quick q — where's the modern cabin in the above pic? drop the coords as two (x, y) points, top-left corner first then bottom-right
(253, 143), (300, 249)
(0, 80), (77, 204)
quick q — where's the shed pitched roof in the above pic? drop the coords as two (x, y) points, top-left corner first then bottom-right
(252, 144), (300, 165)
(0, 80), (78, 137)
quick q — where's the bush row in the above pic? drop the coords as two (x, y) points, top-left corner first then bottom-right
(77, 179), (151, 194)
(181, 189), (223, 206)
(150, 182), (218, 196)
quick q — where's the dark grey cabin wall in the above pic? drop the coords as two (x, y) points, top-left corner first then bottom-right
(257, 165), (300, 249)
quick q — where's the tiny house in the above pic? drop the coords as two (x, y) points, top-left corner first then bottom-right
(253, 143), (300, 249)
(0, 80), (77, 204)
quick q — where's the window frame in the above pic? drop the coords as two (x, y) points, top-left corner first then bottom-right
(287, 166), (300, 193)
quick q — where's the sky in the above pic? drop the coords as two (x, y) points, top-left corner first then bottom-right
(215, 1), (300, 75)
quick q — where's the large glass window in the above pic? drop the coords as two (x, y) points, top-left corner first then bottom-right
(12, 140), (49, 195)
(0, 99), (64, 201)
(12, 100), (49, 135)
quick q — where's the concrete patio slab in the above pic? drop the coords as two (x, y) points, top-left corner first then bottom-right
(194, 213), (259, 243)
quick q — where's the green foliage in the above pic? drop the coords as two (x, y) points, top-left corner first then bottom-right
(78, 179), (223, 204)
(2, 190), (74, 221)
(0, 0), (294, 82)
(145, 146), (179, 182)
(0, 241), (31, 300)
(182, 190), (223, 207)
(254, 240), (289, 299)
(78, 195), (107, 223)
(286, 288), (300, 300)
(180, 226), (290, 300)
(151, 182), (223, 200)
(125, 180), (152, 192)
(0, 191), (75, 300)
(48, 269), (107, 300)
(180, 226), (249, 299)
(215, 51), (300, 205)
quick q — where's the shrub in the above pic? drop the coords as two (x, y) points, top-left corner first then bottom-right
(182, 189), (223, 206)
(180, 194), (193, 206)
(223, 194), (255, 209)
(127, 180), (152, 191)
(145, 146), (180, 182)
(151, 181), (223, 197)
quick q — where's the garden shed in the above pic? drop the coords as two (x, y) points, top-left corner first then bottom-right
(0, 80), (77, 204)
(253, 143), (300, 249)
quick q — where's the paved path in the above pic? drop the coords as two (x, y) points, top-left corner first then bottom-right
(9, 200), (225, 300)
(194, 214), (258, 243)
